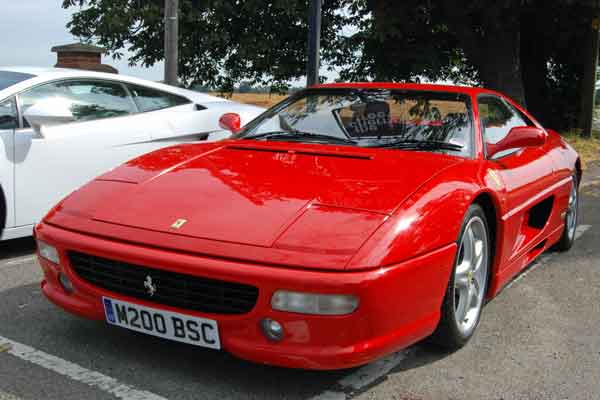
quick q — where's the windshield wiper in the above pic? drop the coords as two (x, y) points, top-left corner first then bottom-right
(365, 139), (464, 152)
(243, 130), (358, 146)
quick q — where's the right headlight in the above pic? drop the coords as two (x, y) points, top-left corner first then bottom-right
(37, 240), (60, 264)
(271, 290), (359, 315)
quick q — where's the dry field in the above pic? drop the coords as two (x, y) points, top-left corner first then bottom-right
(212, 92), (288, 108)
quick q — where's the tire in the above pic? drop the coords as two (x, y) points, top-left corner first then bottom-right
(555, 174), (579, 252)
(0, 192), (5, 236)
(429, 204), (491, 350)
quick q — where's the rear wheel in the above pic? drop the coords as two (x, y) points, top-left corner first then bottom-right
(430, 204), (491, 350)
(555, 175), (579, 252)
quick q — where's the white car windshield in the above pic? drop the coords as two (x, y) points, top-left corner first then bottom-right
(0, 71), (36, 91)
(239, 88), (474, 157)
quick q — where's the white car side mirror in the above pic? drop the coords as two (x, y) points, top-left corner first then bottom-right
(23, 98), (75, 134)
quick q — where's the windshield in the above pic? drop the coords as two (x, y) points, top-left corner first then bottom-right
(239, 88), (474, 157)
(0, 71), (36, 91)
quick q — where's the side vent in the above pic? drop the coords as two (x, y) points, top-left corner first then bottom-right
(527, 196), (554, 229)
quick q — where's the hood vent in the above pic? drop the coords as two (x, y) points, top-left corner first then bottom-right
(226, 144), (373, 160)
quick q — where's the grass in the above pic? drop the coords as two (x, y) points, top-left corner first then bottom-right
(561, 130), (600, 169)
(216, 93), (600, 167)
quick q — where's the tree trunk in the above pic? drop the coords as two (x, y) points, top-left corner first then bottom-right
(441, 1), (527, 105)
(578, 13), (599, 138)
(520, 6), (549, 123)
(476, 28), (526, 105)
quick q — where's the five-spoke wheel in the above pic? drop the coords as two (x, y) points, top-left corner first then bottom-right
(431, 204), (491, 349)
(453, 216), (489, 337)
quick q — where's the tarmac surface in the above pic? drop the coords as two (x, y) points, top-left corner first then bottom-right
(0, 164), (598, 400)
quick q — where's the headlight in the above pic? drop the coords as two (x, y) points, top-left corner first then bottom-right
(271, 290), (359, 315)
(37, 240), (60, 264)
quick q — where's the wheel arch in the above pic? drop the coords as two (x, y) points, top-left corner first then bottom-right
(471, 191), (500, 299)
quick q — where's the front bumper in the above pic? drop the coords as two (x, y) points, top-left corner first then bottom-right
(36, 222), (455, 370)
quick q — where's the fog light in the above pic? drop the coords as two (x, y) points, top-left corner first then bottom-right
(58, 273), (73, 293)
(271, 290), (359, 315)
(37, 240), (59, 264)
(261, 318), (284, 342)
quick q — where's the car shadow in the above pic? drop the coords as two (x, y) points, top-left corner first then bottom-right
(0, 283), (454, 400)
(0, 237), (36, 260)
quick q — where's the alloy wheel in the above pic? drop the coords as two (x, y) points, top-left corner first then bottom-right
(454, 216), (489, 337)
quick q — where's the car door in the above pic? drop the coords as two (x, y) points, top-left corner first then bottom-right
(479, 95), (556, 266)
(124, 83), (223, 141)
(0, 97), (17, 233)
(13, 79), (171, 227)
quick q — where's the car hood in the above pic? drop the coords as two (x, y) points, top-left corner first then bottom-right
(52, 140), (462, 268)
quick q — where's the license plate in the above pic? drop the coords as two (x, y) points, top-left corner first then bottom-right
(102, 297), (220, 350)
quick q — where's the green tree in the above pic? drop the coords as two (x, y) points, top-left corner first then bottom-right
(63, 0), (353, 92)
(63, 0), (593, 130)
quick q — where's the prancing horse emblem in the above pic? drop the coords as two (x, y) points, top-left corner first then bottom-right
(144, 275), (157, 297)
(171, 218), (187, 229)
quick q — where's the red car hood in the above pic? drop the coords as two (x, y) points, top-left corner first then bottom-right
(52, 141), (461, 268)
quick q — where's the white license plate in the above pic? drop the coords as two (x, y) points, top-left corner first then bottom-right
(102, 297), (220, 350)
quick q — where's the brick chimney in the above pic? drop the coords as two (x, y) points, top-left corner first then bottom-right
(51, 43), (118, 74)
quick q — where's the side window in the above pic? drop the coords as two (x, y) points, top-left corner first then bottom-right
(0, 98), (18, 130)
(19, 80), (136, 127)
(508, 103), (536, 127)
(19, 82), (68, 128)
(126, 84), (190, 112)
(478, 96), (528, 146)
(59, 80), (136, 121)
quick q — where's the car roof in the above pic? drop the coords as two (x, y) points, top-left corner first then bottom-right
(0, 66), (227, 104)
(313, 82), (502, 97)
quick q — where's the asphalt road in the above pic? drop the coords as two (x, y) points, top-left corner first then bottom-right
(0, 169), (599, 400)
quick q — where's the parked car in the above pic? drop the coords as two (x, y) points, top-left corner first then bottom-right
(0, 67), (264, 240)
(35, 83), (580, 370)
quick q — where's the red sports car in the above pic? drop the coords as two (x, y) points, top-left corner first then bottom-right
(35, 83), (580, 370)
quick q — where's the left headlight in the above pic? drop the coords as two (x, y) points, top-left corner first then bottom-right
(37, 240), (60, 264)
(271, 290), (359, 315)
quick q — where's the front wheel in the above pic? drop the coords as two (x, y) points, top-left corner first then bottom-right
(430, 204), (491, 350)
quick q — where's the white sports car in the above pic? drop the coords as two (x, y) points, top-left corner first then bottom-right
(0, 67), (264, 241)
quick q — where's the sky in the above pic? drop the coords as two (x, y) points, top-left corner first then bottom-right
(0, 1), (164, 81)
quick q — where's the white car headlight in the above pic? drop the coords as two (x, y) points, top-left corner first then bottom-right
(37, 240), (60, 264)
(271, 290), (359, 315)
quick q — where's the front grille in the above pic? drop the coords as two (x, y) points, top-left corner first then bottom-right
(69, 251), (259, 315)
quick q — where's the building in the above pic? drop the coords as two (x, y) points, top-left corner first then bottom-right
(51, 43), (118, 74)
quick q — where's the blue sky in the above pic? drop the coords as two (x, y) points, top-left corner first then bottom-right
(0, 1), (163, 80)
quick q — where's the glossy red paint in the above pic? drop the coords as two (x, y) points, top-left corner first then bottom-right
(486, 126), (547, 159)
(36, 83), (580, 370)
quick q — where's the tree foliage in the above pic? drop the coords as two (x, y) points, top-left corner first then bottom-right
(63, 0), (594, 130)
(63, 0), (354, 92)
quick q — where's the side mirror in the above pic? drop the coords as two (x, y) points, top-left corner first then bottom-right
(486, 126), (547, 159)
(23, 98), (75, 134)
(219, 113), (241, 134)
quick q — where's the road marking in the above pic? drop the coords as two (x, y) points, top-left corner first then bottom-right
(0, 335), (168, 400)
(505, 224), (591, 290)
(0, 390), (24, 400)
(0, 255), (37, 268)
(310, 350), (414, 400)
(312, 224), (593, 400)
(575, 224), (591, 240)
